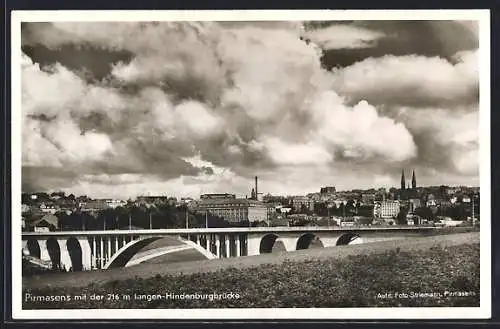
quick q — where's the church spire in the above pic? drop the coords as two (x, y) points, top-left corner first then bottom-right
(401, 169), (406, 190)
(412, 170), (417, 189)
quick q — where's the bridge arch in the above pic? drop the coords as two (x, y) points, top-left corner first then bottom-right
(296, 233), (324, 250)
(46, 237), (61, 269)
(26, 239), (40, 258)
(105, 237), (163, 269)
(103, 236), (214, 269)
(259, 234), (279, 254)
(336, 233), (363, 245)
(67, 237), (83, 271)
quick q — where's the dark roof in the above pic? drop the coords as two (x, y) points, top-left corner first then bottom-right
(197, 198), (266, 207)
(27, 214), (59, 228)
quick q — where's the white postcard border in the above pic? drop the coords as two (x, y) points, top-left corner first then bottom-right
(11, 9), (491, 320)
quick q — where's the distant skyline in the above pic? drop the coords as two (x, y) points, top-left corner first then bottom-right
(21, 19), (480, 199)
(23, 181), (480, 201)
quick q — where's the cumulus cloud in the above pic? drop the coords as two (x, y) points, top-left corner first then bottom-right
(318, 21), (479, 69)
(399, 108), (479, 176)
(20, 20), (480, 197)
(311, 95), (417, 162)
(261, 136), (333, 166)
(331, 50), (478, 108)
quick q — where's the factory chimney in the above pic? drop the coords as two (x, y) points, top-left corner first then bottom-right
(255, 176), (258, 200)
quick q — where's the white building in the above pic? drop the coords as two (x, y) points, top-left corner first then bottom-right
(39, 203), (57, 214)
(196, 198), (268, 223)
(180, 197), (195, 205)
(374, 201), (400, 219)
(105, 199), (127, 209)
(426, 199), (438, 207)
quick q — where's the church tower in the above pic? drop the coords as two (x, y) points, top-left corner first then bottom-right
(400, 169), (406, 190)
(412, 170), (417, 189)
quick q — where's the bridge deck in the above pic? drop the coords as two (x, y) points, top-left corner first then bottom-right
(22, 226), (438, 237)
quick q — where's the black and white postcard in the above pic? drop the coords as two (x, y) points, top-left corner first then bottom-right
(11, 9), (491, 319)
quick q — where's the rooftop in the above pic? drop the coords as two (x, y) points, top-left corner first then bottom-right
(197, 198), (266, 206)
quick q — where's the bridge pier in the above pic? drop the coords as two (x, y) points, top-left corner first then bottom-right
(57, 239), (72, 271)
(247, 235), (261, 256)
(22, 240), (28, 255)
(38, 239), (50, 263)
(78, 237), (92, 271)
(215, 235), (221, 258)
(225, 235), (230, 258)
(235, 235), (241, 257)
(100, 237), (104, 269)
(107, 238), (111, 263)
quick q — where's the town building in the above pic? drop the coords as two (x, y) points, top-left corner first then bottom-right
(291, 196), (314, 212)
(307, 193), (322, 201)
(180, 197), (195, 205)
(447, 187), (459, 195)
(408, 198), (422, 212)
(136, 196), (169, 207)
(39, 203), (58, 214)
(25, 214), (59, 232)
(80, 199), (109, 212)
(400, 169), (418, 200)
(374, 200), (401, 219)
(196, 198), (268, 223)
(361, 193), (375, 205)
(105, 199), (127, 209)
(200, 193), (236, 200)
(320, 186), (336, 195)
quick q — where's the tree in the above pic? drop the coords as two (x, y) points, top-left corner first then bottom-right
(337, 203), (346, 217)
(413, 206), (435, 221)
(51, 191), (66, 198)
(56, 211), (70, 231)
(346, 199), (356, 214)
(358, 205), (374, 217)
(446, 205), (468, 221)
(299, 204), (311, 215)
(314, 202), (328, 217)
(357, 217), (373, 225)
(396, 207), (409, 225)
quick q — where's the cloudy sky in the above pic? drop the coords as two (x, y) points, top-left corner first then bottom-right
(21, 20), (480, 199)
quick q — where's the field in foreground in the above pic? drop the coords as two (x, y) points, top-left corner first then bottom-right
(23, 239), (479, 308)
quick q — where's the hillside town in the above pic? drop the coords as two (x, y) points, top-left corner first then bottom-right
(22, 170), (480, 232)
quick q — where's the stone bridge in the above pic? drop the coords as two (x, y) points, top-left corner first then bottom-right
(21, 226), (437, 271)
